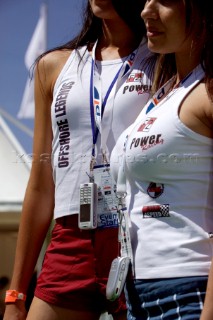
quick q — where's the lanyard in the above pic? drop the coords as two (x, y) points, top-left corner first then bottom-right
(89, 59), (122, 158)
(89, 40), (140, 164)
(116, 141), (134, 271)
(117, 196), (133, 268)
(146, 71), (193, 114)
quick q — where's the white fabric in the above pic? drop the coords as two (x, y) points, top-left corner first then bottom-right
(111, 65), (213, 279)
(52, 42), (151, 218)
(18, 4), (47, 119)
(0, 114), (30, 211)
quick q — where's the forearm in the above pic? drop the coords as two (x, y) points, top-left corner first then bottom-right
(8, 187), (54, 293)
(3, 188), (53, 320)
(4, 52), (56, 320)
(200, 258), (213, 319)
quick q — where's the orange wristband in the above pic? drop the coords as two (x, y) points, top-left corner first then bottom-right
(5, 290), (26, 303)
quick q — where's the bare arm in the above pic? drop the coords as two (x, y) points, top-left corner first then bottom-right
(200, 259), (213, 319)
(3, 50), (71, 320)
(199, 87), (213, 320)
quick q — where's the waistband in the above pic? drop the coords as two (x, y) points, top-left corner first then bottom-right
(56, 214), (78, 227)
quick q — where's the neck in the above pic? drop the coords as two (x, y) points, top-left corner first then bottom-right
(175, 48), (202, 84)
(95, 20), (140, 60)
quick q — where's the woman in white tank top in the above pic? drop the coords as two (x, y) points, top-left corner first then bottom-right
(3, 1), (153, 320)
(110, 1), (213, 319)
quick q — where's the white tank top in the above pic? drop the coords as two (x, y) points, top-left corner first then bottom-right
(111, 65), (213, 279)
(51, 41), (151, 218)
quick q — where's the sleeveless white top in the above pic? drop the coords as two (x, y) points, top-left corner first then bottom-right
(51, 41), (152, 218)
(111, 65), (213, 279)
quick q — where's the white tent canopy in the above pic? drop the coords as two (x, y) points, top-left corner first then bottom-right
(0, 113), (31, 299)
(0, 113), (30, 212)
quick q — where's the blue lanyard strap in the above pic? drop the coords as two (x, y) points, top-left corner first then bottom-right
(146, 71), (193, 114)
(89, 58), (122, 157)
(89, 60), (96, 157)
(89, 39), (142, 161)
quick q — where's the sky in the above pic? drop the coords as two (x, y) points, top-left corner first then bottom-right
(0, 0), (85, 154)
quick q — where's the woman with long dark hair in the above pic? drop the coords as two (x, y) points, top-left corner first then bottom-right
(3, 1), (151, 319)
(111, 0), (213, 319)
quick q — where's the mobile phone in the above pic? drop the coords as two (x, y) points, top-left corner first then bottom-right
(106, 256), (130, 301)
(78, 182), (97, 229)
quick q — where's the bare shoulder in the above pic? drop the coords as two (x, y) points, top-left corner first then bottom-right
(180, 81), (213, 138)
(35, 49), (73, 96)
(38, 49), (72, 70)
(194, 82), (213, 123)
(195, 82), (213, 135)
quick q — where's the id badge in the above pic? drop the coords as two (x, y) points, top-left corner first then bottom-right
(93, 164), (119, 228)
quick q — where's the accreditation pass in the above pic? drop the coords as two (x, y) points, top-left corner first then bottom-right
(93, 164), (119, 228)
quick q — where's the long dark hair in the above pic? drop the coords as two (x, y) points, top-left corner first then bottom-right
(37, 0), (146, 61)
(112, 0), (146, 41)
(150, 0), (213, 98)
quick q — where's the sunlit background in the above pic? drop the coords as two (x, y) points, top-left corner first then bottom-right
(0, 0), (84, 153)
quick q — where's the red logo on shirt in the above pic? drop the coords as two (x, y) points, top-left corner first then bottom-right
(126, 72), (144, 83)
(138, 117), (157, 132)
(147, 182), (164, 198)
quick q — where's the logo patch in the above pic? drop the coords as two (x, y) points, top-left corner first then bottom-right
(126, 72), (144, 83)
(147, 182), (164, 198)
(142, 204), (170, 218)
(137, 117), (157, 132)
